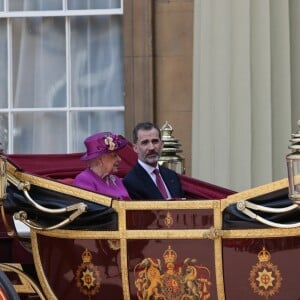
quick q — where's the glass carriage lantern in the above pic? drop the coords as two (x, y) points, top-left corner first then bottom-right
(286, 120), (300, 204)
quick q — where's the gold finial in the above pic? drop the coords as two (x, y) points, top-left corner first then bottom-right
(288, 120), (300, 151)
(159, 121), (185, 174)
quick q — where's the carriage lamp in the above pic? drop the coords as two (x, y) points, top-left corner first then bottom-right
(159, 121), (185, 174)
(286, 120), (300, 204)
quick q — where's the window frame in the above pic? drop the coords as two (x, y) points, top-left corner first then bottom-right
(0, 0), (125, 153)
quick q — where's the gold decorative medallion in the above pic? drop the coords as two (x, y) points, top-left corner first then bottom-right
(249, 247), (282, 299)
(75, 248), (101, 299)
(164, 211), (174, 228)
(134, 245), (212, 300)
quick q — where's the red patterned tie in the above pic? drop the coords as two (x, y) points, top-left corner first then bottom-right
(153, 169), (168, 199)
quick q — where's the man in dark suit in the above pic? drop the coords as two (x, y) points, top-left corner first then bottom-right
(123, 122), (185, 200)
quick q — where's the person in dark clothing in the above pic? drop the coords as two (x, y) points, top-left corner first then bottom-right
(123, 122), (185, 200)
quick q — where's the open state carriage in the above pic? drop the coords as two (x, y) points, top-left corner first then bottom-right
(1, 124), (300, 300)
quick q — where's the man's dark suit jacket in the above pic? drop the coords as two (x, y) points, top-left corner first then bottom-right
(123, 163), (185, 200)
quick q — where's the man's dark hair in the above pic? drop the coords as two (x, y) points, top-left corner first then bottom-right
(132, 122), (161, 143)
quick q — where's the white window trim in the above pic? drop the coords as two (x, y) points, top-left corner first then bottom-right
(1, 0), (124, 153)
(1, 0), (123, 17)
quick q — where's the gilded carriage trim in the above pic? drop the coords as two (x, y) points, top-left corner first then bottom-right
(31, 229), (121, 239)
(75, 248), (101, 299)
(214, 238), (225, 300)
(249, 247), (282, 298)
(31, 231), (58, 300)
(222, 227), (300, 239)
(118, 201), (130, 300)
(206, 199), (222, 240)
(6, 162), (113, 207)
(122, 230), (218, 239)
(212, 198), (226, 299)
(120, 237), (130, 300)
(134, 245), (212, 300)
(113, 199), (216, 211)
(222, 178), (288, 210)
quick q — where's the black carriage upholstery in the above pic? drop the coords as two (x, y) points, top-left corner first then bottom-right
(222, 187), (300, 229)
(4, 184), (118, 231)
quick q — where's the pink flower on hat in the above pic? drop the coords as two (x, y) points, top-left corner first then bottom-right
(104, 136), (116, 151)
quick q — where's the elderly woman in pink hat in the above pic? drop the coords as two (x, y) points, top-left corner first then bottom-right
(73, 132), (130, 200)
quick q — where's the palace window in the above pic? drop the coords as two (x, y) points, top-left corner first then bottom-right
(0, 0), (124, 153)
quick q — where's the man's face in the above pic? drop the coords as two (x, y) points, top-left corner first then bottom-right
(133, 128), (163, 167)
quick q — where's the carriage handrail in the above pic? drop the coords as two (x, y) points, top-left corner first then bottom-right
(237, 200), (300, 228)
(7, 173), (87, 231)
(14, 205), (86, 231)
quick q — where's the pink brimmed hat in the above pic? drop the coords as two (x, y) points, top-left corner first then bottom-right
(80, 132), (128, 161)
